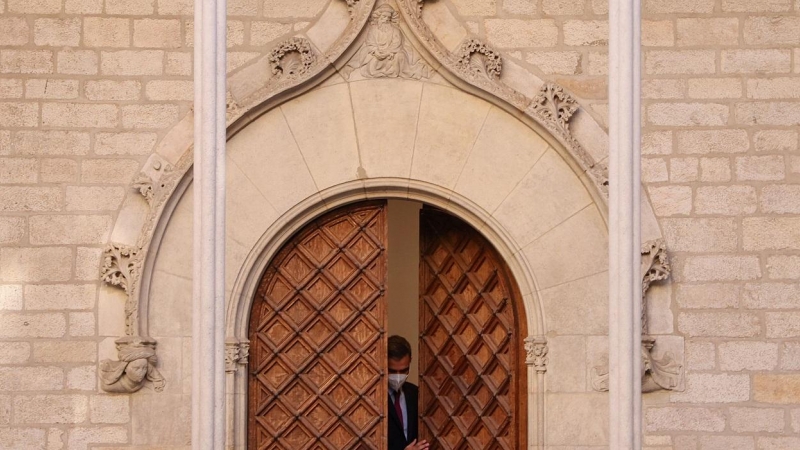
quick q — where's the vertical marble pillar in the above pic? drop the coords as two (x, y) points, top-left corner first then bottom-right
(608, 0), (643, 448)
(193, 0), (227, 447)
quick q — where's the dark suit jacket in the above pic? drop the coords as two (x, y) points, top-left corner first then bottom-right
(388, 382), (419, 450)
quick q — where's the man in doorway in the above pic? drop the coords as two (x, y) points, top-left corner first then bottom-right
(388, 335), (429, 450)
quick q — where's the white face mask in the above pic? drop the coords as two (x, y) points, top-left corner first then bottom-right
(388, 373), (408, 392)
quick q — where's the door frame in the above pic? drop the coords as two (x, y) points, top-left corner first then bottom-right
(224, 180), (545, 449)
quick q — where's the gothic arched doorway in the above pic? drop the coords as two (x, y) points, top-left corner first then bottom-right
(248, 201), (526, 449)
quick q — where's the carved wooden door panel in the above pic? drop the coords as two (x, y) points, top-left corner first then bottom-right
(249, 202), (388, 450)
(419, 208), (526, 450)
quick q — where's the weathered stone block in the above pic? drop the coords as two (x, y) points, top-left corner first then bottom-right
(0, 341), (30, 364)
(90, 396), (129, 424)
(94, 132), (156, 156)
(647, 185), (692, 216)
(1, 50), (54, 74)
(678, 312), (761, 337)
(767, 255), (800, 279)
(642, 158), (668, 182)
(145, 80), (193, 101)
(722, 0), (791, 11)
(642, 20), (675, 47)
(743, 217), (800, 250)
(29, 215), (112, 245)
(754, 130), (798, 152)
(33, 341), (96, 363)
(743, 283), (800, 309)
(57, 50), (98, 75)
(723, 49), (791, 74)
(643, 79), (685, 99)
(101, 50), (164, 76)
(736, 102), (800, 126)
(106, 0), (154, 14)
(122, 104), (179, 129)
(25, 284), (95, 310)
(0, 284), (23, 310)
(15, 130), (90, 156)
(729, 407), (785, 432)
(133, 19), (181, 48)
(65, 0), (103, 14)
(0, 17), (30, 46)
(7, 0), (61, 13)
(676, 283), (739, 309)
(0, 366), (62, 390)
(695, 186), (757, 215)
(757, 437), (800, 450)
(0, 248), (71, 282)
(66, 187), (125, 211)
(671, 373), (750, 403)
(525, 52), (581, 75)
(0, 102), (38, 127)
(744, 17), (800, 45)
(40, 159), (78, 183)
(736, 155), (785, 181)
(0, 428), (47, 450)
(719, 341), (778, 371)
(661, 218), (737, 252)
(670, 157), (699, 182)
(34, 19), (81, 47)
(646, 407), (725, 432)
(42, 103), (118, 128)
(685, 340), (716, 370)
(687, 78), (742, 99)
(643, 131), (672, 155)
(563, 20), (608, 46)
(68, 426), (128, 450)
(648, 103), (729, 126)
(81, 159), (140, 184)
(68, 312), (95, 337)
(75, 247), (103, 282)
(542, 0), (584, 14)
(753, 374), (800, 404)
(85, 80), (141, 101)
(25, 79), (79, 99)
(546, 394), (608, 445)
(0, 158), (37, 183)
(677, 130), (749, 154)
(66, 366), (96, 391)
(83, 18), (130, 48)
(484, 19), (558, 48)
(765, 312), (800, 338)
(645, 51), (716, 75)
(677, 18), (739, 47)
(699, 158), (731, 182)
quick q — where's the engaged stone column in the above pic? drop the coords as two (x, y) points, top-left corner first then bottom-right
(193, 0), (227, 447)
(608, 0), (643, 448)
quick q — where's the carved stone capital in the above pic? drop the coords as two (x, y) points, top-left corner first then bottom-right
(225, 339), (250, 373)
(456, 38), (502, 80)
(524, 336), (548, 373)
(269, 37), (316, 79)
(99, 336), (165, 393)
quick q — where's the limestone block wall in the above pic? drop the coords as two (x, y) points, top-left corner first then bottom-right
(0, 0), (798, 449)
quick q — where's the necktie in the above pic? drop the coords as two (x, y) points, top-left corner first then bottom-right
(393, 390), (404, 431)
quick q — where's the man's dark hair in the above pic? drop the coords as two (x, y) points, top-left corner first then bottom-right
(388, 335), (412, 360)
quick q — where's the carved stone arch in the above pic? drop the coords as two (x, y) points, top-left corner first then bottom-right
(101, 0), (676, 446)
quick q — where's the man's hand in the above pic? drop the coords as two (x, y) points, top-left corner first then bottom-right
(405, 439), (430, 450)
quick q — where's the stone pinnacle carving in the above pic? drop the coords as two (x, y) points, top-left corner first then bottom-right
(101, 243), (142, 336)
(269, 37), (316, 79)
(524, 336), (548, 373)
(529, 83), (579, 131)
(641, 238), (670, 335)
(456, 38), (502, 80)
(100, 336), (165, 393)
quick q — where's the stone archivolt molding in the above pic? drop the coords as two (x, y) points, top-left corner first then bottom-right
(108, 0), (618, 397)
(591, 239), (682, 393)
(456, 39), (502, 81)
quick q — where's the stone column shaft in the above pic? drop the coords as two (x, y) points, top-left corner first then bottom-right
(193, 0), (227, 448)
(608, 0), (643, 448)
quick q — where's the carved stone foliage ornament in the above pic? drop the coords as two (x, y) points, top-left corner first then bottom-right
(343, 4), (432, 80)
(100, 337), (165, 393)
(269, 37), (316, 79)
(592, 239), (681, 393)
(132, 155), (173, 207)
(528, 83), (579, 132)
(456, 38), (502, 80)
(524, 336), (548, 373)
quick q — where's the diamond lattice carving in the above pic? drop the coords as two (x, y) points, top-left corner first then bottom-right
(249, 202), (387, 450)
(419, 208), (525, 449)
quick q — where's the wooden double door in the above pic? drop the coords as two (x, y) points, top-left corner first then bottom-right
(248, 201), (526, 450)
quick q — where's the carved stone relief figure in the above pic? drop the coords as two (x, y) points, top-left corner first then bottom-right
(342, 4), (432, 80)
(269, 37), (316, 79)
(99, 337), (165, 393)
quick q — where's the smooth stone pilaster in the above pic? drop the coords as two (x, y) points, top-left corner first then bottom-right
(608, 0), (643, 448)
(193, 0), (227, 447)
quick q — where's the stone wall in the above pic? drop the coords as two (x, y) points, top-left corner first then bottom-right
(0, 0), (799, 449)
